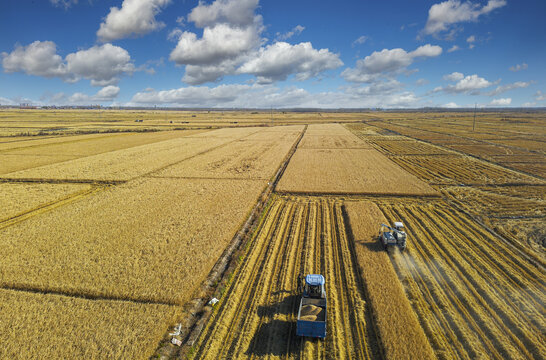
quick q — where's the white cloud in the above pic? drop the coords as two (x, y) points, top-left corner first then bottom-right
(170, 0), (342, 85)
(466, 35), (475, 43)
(443, 102), (459, 108)
(416, 78), (429, 86)
(276, 25), (305, 41)
(95, 85), (121, 100)
(168, 28), (183, 42)
(535, 91), (546, 101)
(443, 71), (464, 81)
(187, 0), (259, 28)
(2, 41), (136, 86)
(50, 86), (120, 105)
(522, 102), (536, 107)
(509, 63), (528, 72)
(447, 45), (460, 52)
(2, 41), (67, 78)
(352, 35), (368, 47)
(447, 74), (492, 93)
(97, 0), (171, 42)
(169, 0), (263, 84)
(65, 44), (135, 86)
(423, 0), (506, 37)
(170, 23), (261, 66)
(129, 82), (422, 108)
(238, 42), (342, 83)
(342, 44), (442, 83)
(50, 0), (79, 9)
(435, 72), (493, 94)
(484, 81), (532, 96)
(0, 96), (16, 105)
(489, 98), (511, 106)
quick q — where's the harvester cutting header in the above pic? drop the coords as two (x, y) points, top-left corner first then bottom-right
(380, 222), (407, 251)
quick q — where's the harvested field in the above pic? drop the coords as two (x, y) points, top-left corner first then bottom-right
(446, 144), (528, 157)
(0, 177), (265, 304)
(298, 124), (370, 149)
(153, 132), (299, 180)
(491, 139), (546, 153)
(192, 197), (380, 359)
(276, 148), (437, 196)
(0, 288), (177, 359)
(379, 201), (546, 360)
(368, 139), (451, 155)
(345, 201), (435, 360)
(299, 134), (370, 149)
(444, 186), (545, 217)
(0, 130), (202, 156)
(0, 153), (78, 175)
(1, 136), (236, 181)
(389, 155), (541, 185)
(0, 182), (92, 222)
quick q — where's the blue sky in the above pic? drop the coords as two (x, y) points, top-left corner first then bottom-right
(1, 0), (545, 108)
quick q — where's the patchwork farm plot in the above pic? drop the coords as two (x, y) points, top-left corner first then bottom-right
(1, 110), (544, 360)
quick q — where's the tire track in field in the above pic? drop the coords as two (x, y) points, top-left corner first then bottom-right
(381, 202), (546, 360)
(393, 206), (506, 360)
(192, 198), (377, 359)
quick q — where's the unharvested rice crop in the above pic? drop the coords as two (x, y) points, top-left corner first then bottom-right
(389, 155), (542, 185)
(0, 177), (265, 304)
(0, 288), (177, 359)
(153, 133), (299, 180)
(299, 134), (371, 149)
(0, 132), (108, 151)
(0, 130), (203, 156)
(193, 197), (379, 359)
(276, 148), (437, 196)
(0, 182), (92, 222)
(298, 123), (370, 149)
(304, 123), (356, 135)
(380, 201), (546, 360)
(344, 200), (435, 360)
(0, 153), (78, 175)
(2, 136), (234, 182)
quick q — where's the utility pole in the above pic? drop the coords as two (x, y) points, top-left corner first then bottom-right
(472, 103), (477, 131)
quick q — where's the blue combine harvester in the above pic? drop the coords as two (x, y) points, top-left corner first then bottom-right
(296, 274), (327, 339)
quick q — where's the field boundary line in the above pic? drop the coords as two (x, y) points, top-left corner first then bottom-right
(0, 284), (177, 306)
(146, 175), (269, 181)
(0, 185), (105, 230)
(0, 177), (124, 185)
(275, 190), (442, 198)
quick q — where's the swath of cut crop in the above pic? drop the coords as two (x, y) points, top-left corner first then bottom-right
(344, 200), (435, 360)
(192, 197), (377, 359)
(380, 201), (546, 360)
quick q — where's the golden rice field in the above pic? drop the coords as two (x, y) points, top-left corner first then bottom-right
(191, 197), (381, 360)
(380, 200), (546, 360)
(1, 109), (544, 359)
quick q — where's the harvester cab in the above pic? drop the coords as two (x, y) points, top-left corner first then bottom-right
(303, 274), (326, 299)
(380, 222), (407, 251)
